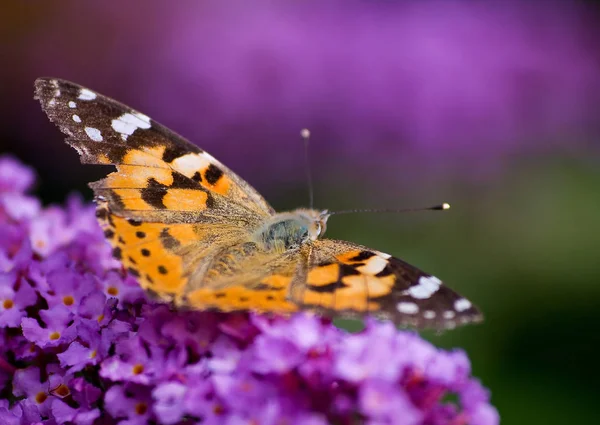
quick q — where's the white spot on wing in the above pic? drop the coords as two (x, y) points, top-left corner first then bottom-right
(454, 298), (472, 312)
(443, 311), (456, 319)
(423, 310), (436, 319)
(357, 256), (388, 274)
(111, 112), (151, 136)
(85, 127), (103, 142)
(171, 153), (210, 176)
(48, 99), (56, 107)
(134, 112), (151, 124)
(78, 88), (97, 100)
(376, 251), (391, 259)
(396, 302), (419, 315)
(50, 80), (60, 97)
(72, 115), (81, 123)
(405, 275), (442, 300)
(68, 101), (76, 108)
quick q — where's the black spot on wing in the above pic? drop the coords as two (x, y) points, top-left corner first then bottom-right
(127, 267), (140, 278)
(140, 178), (167, 209)
(95, 208), (108, 220)
(170, 171), (201, 189)
(252, 283), (273, 291)
(107, 190), (125, 211)
(204, 164), (224, 185)
(348, 251), (376, 262)
(339, 263), (361, 277)
(162, 145), (190, 163)
(112, 247), (122, 260)
(160, 228), (181, 250)
(307, 281), (348, 293)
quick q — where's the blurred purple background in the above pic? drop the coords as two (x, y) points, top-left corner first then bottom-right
(2, 0), (600, 202)
(3, 2), (600, 424)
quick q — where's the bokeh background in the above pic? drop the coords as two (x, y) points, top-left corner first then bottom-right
(2, 1), (600, 423)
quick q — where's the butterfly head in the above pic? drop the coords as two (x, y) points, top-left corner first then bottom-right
(295, 208), (331, 240)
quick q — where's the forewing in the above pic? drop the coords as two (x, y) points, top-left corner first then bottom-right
(35, 78), (274, 299)
(34, 77), (275, 222)
(295, 239), (482, 329)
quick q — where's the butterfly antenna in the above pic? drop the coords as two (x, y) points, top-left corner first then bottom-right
(329, 203), (451, 216)
(301, 128), (314, 209)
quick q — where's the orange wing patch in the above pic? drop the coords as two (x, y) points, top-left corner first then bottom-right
(90, 150), (213, 216)
(185, 274), (298, 314)
(96, 201), (200, 298)
(306, 263), (339, 286)
(301, 249), (396, 313)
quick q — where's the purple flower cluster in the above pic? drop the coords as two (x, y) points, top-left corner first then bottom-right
(0, 156), (498, 425)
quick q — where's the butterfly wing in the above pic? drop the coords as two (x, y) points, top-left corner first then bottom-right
(179, 241), (301, 314)
(295, 239), (482, 329)
(34, 78), (274, 219)
(177, 238), (480, 329)
(35, 78), (274, 300)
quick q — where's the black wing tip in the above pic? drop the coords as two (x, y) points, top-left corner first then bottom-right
(34, 78), (53, 102)
(34, 78), (84, 103)
(34, 77), (78, 88)
(34, 78), (63, 109)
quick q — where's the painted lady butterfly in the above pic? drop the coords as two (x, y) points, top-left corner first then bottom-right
(35, 78), (482, 329)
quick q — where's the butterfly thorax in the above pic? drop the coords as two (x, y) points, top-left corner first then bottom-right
(253, 209), (329, 253)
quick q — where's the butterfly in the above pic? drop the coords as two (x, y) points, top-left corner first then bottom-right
(34, 78), (482, 330)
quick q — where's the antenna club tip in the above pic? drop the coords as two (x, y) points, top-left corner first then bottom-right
(442, 202), (451, 210)
(300, 128), (311, 139)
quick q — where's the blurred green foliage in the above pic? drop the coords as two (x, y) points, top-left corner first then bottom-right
(317, 157), (599, 424)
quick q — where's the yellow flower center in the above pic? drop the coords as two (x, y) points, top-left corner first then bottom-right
(132, 364), (144, 375)
(135, 402), (147, 415)
(53, 384), (70, 397)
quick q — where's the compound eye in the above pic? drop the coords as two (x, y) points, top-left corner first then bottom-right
(314, 222), (322, 237)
